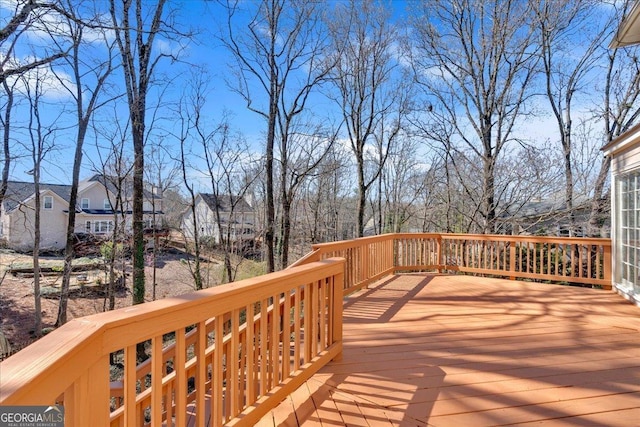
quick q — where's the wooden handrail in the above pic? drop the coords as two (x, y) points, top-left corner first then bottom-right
(294, 233), (612, 290)
(0, 258), (345, 426)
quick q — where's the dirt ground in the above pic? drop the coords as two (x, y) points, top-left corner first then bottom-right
(0, 248), (221, 358)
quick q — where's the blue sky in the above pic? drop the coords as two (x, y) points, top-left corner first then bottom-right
(0, 0), (621, 197)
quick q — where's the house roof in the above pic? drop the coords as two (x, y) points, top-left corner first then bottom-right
(601, 120), (640, 156)
(2, 181), (71, 213)
(199, 193), (253, 213)
(85, 173), (161, 200)
(2, 174), (163, 214)
(610, 1), (640, 48)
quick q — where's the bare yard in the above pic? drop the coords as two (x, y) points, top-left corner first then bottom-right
(0, 249), (221, 357)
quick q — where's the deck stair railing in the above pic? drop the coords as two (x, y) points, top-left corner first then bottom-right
(0, 233), (611, 426)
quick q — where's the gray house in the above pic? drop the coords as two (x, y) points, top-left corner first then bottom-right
(181, 193), (255, 246)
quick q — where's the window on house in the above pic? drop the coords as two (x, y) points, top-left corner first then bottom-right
(104, 199), (111, 210)
(81, 198), (89, 210)
(85, 221), (91, 232)
(43, 196), (53, 210)
(617, 170), (640, 295)
(93, 220), (113, 234)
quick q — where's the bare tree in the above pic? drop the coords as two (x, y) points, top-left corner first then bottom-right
(220, 0), (332, 272)
(326, 0), (409, 237)
(408, 0), (539, 233)
(109, 0), (172, 305)
(534, 0), (611, 236)
(53, 1), (117, 325)
(0, 0), (70, 84)
(378, 134), (426, 233)
(91, 112), (133, 311)
(0, 78), (18, 221)
(22, 68), (57, 337)
(0, 0), (70, 231)
(199, 121), (260, 280)
(276, 124), (337, 267)
(145, 142), (179, 299)
(300, 142), (353, 243)
(588, 1), (640, 236)
(172, 91), (204, 290)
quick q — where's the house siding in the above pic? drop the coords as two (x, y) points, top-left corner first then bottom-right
(181, 194), (255, 245)
(608, 128), (640, 306)
(7, 191), (68, 251)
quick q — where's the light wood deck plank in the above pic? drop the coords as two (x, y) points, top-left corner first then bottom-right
(258, 274), (640, 426)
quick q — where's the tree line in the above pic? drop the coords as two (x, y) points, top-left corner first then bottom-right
(1, 0), (639, 335)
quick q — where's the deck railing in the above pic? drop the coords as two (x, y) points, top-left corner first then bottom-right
(0, 233), (612, 426)
(296, 233), (611, 292)
(0, 259), (344, 426)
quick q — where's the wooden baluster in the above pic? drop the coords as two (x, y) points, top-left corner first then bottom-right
(150, 335), (163, 426)
(509, 241), (516, 280)
(293, 286), (302, 371)
(319, 278), (327, 350)
(196, 321), (206, 427)
(304, 282), (312, 363)
(246, 303), (255, 404)
(332, 271), (344, 362)
(175, 329), (186, 427)
(212, 318), (223, 425)
(260, 299), (268, 396)
(230, 309), (240, 417)
(270, 295), (280, 387)
(123, 345), (137, 427)
(282, 290), (291, 380)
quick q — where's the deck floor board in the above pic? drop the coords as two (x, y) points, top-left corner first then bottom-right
(258, 274), (640, 426)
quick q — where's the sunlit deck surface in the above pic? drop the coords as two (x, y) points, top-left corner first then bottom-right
(256, 274), (640, 426)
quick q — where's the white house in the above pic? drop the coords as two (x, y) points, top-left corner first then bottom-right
(0, 174), (163, 251)
(606, 2), (640, 304)
(182, 193), (255, 246)
(603, 124), (640, 305)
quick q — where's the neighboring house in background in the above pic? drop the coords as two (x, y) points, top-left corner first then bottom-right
(500, 195), (610, 238)
(0, 174), (163, 251)
(0, 181), (72, 251)
(182, 193), (255, 247)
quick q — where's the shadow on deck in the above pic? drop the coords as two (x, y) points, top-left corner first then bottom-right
(258, 274), (640, 426)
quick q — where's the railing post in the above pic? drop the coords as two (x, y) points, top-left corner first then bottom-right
(66, 354), (110, 427)
(331, 269), (344, 362)
(437, 235), (443, 273)
(509, 240), (516, 280)
(362, 241), (370, 288)
(603, 243), (612, 283)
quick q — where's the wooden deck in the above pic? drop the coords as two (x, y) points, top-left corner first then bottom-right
(256, 274), (640, 426)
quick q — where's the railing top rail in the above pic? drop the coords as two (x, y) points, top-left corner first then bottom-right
(308, 233), (611, 250)
(311, 233), (396, 251)
(440, 233), (611, 244)
(0, 258), (346, 405)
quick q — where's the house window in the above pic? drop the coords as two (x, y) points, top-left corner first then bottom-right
(93, 220), (113, 234)
(617, 170), (640, 295)
(104, 199), (111, 210)
(85, 221), (91, 232)
(81, 198), (89, 210)
(43, 196), (53, 210)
